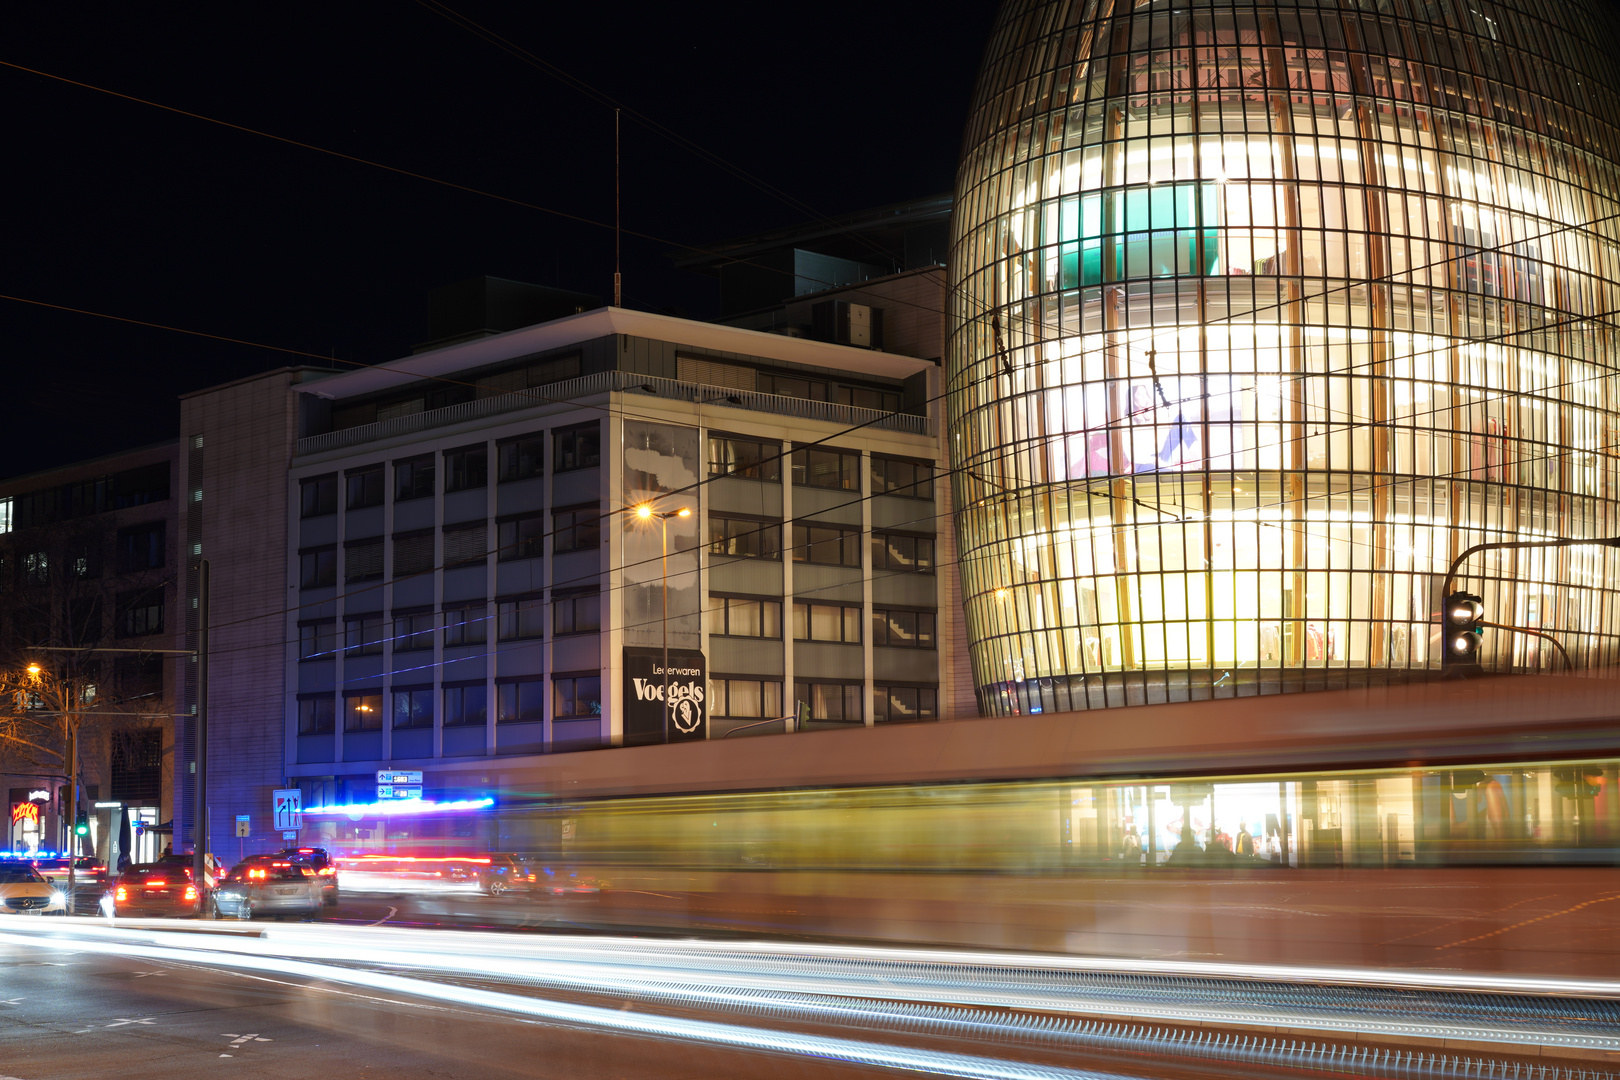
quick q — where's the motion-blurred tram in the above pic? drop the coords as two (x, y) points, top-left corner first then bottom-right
(304, 673), (1619, 876)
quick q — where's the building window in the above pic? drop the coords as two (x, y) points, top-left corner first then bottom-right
(709, 514), (781, 559)
(705, 595), (781, 638)
(554, 423), (600, 472)
(444, 445), (487, 492)
(793, 680), (863, 724)
(68, 539), (101, 580)
(300, 475), (338, 517)
(392, 686), (433, 729)
(792, 523), (860, 566)
(443, 604), (487, 646)
(498, 435), (544, 482)
(497, 596), (545, 640)
(116, 522), (166, 572)
(299, 547), (336, 589)
(22, 551), (49, 586)
(344, 691), (383, 732)
(443, 523), (488, 566)
(871, 456), (933, 499)
(793, 601), (861, 643)
(496, 678), (546, 724)
(115, 589), (164, 637)
(297, 695), (335, 735)
(553, 591), (600, 635)
(344, 615), (384, 656)
(552, 505), (600, 553)
(871, 532), (934, 573)
(394, 610), (435, 651)
(299, 620), (338, 661)
(393, 531), (434, 576)
(346, 466), (383, 510)
(873, 685), (937, 723)
(710, 678), (781, 722)
(443, 683), (487, 727)
(498, 514), (546, 560)
(708, 434), (781, 481)
(345, 539), (383, 583)
(553, 674), (601, 720)
(873, 608), (936, 648)
(395, 455), (435, 501)
(791, 447), (859, 489)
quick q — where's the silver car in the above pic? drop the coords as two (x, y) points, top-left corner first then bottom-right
(212, 859), (321, 920)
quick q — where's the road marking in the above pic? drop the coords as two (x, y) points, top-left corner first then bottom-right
(0, 998), (22, 1005)
(105, 1018), (156, 1027)
(367, 907), (397, 927)
(131, 970), (166, 978)
(221, 1033), (272, 1048)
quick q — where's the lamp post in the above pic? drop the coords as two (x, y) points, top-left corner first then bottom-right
(635, 503), (692, 743)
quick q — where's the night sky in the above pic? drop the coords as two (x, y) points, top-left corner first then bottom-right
(2, 3), (994, 479)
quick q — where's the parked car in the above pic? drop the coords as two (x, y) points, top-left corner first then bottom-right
(0, 863), (68, 916)
(101, 863), (202, 918)
(212, 859), (322, 921)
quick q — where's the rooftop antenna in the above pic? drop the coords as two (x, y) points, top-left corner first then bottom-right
(614, 108), (622, 308)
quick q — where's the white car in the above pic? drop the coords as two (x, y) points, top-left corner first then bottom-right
(0, 863), (69, 915)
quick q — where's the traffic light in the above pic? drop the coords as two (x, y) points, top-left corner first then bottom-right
(1442, 591), (1485, 676)
(74, 813), (88, 837)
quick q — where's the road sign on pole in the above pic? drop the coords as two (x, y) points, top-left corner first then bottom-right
(272, 789), (302, 831)
(235, 815), (250, 838)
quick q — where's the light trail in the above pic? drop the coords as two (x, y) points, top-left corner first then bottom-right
(0, 923), (1135, 1080)
(1, 920), (1617, 1064)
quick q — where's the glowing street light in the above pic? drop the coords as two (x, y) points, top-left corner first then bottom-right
(633, 503), (693, 742)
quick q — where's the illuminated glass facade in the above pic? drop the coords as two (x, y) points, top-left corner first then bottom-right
(948, 0), (1620, 713)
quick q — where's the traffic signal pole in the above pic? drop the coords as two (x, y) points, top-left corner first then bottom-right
(1441, 537), (1620, 674)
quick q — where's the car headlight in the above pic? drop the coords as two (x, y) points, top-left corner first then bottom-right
(49, 890), (66, 906)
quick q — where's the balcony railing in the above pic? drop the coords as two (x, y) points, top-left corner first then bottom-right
(295, 370), (932, 455)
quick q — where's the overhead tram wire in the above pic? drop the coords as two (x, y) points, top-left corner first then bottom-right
(0, 56), (959, 331)
(7, 50), (1620, 394)
(6, 65), (1616, 632)
(411, 0), (908, 269)
(9, 220), (1617, 644)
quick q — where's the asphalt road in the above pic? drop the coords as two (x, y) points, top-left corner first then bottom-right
(2, 914), (1616, 1080)
(0, 932), (896, 1080)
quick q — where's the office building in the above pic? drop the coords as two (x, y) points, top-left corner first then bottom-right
(275, 300), (963, 809)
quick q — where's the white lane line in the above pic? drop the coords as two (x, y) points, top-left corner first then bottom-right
(131, 970), (166, 978)
(105, 1018), (156, 1027)
(0, 998), (22, 1005)
(367, 907), (397, 927)
(0, 932), (1124, 1080)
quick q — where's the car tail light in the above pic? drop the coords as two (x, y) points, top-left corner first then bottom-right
(318, 867), (335, 876)
(527, 874), (536, 881)
(184, 885), (197, 901)
(115, 886), (128, 901)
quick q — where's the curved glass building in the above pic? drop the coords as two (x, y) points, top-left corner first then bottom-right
(948, 0), (1620, 714)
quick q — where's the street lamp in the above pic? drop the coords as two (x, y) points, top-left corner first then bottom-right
(634, 502), (692, 743)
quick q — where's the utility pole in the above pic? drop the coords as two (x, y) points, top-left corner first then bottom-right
(193, 559), (210, 909)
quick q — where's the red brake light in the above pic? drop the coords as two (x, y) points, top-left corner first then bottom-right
(115, 886), (128, 901)
(146, 878), (166, 886)
(183, 885), (197, 901)
(318, 867), (335, 875)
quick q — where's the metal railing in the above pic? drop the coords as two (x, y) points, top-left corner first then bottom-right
(295, 371), (932, 456)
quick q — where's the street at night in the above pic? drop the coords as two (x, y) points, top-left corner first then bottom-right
(6, 0), (1620, 1075)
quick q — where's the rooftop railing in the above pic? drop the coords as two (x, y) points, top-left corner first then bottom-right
(295, 370), (932, 456)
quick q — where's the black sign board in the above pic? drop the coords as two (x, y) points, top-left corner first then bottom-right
(623, 647), (707, 746)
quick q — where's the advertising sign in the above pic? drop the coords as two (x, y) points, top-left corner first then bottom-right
(623, 647), (706, 745)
